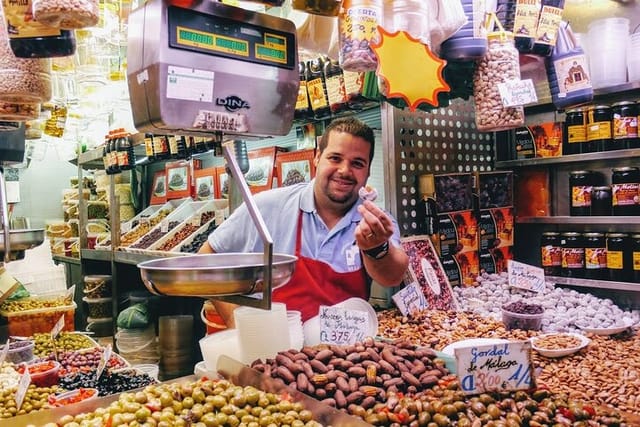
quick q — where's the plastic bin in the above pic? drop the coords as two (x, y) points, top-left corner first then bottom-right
(0, 302), (76, 337)
(83, 297), (113, 318)
(86, 317), (114, 337)
(20, 361), (61, 387)
(501, 307), (544, 331)
(83, 275), (112, 298)
(0, 340), (35, 364)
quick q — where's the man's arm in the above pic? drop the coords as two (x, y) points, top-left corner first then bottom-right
(198, 242), (239, 327)
(361, 243), (409, 287)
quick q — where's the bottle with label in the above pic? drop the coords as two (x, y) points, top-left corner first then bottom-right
(193, 137), (207, 154)
(545, 22), (592, 110)
(323, 56), (348, 115)
(116, 129), (134, 171)
(294, 61), (311, 120)
(153, 135), (170, 161)
(512, 0), (540, 53)
(306, 57), (331, 119)
(611, 166), (640, 216)
(108, 131), (120, 175)
(167, 135), (179, 159)
(417, 174), (438, 236)
(143, 133), (155, 162)
(102, 137), (110, 172)
(338, 0), (383, 72)
(532, 0), (565, 56)
(3, 0), (76, 58)
(176, 136), (189, 160)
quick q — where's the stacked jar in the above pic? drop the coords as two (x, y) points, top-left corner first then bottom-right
(611, 166), (640, 216)
(473, 29), (525, 131)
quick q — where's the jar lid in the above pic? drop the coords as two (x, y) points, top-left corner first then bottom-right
(569, 170), (594, 175)
(542, 231), (560, 236)
(487, 31), (514, 42)
(565, 107), (586, 114)
(612, 166), (639, 172)
(588, 105), (611, 110)
(612, 100), (636, 107)
(561, 232), (582, 237)
(631, 234), (640, 239)
(583, 232), (604, 237)
(592, 186), (611, 191)
(606, 232), (628, 237)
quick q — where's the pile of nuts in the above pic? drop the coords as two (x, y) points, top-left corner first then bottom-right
(32, 0), (99, 29)
(533, 333), (583, 350)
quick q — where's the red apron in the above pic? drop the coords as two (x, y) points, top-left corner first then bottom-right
(273, 211), (369, 322)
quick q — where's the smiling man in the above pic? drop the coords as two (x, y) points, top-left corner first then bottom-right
(199, 116), (409, 326)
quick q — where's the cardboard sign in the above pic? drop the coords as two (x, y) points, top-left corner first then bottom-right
(15, 369), (31, 410)
(392, 282), (429, 316)
(508, 260), (546, 293)
(498, 79), (538, 107)
(318, 306), (369, 345)
(96, 345), (112, 380)
(455, 340), (535, 395)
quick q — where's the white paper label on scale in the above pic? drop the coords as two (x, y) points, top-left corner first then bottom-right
(392, 282), (429, 316)
(166, 66), (214, 103)
(318, 306), (369, 345)
(498, 79), (538, 107)
(455, 340), (535, 395)
(507, 260), (546, 293)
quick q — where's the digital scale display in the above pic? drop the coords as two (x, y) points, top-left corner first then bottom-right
(168, 6), (295, 69)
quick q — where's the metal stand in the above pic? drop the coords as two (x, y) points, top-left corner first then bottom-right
(212, 141), (274, 310)
(0, 167), (10, 263)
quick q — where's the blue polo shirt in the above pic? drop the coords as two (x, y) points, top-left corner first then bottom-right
(208, 180), (401, 273)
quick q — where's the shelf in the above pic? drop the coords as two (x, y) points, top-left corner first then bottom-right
(495, 148), (640, 168)
(516, 216), (640, 225)
(114, 251), (162, 265)
(81, 249), (113, 261)
(71, 147), (105, 169)
(547, 276), (640, 292)
(52, 254), (81, 265)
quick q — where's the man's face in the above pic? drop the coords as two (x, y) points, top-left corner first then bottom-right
(313, 131), (372, 208)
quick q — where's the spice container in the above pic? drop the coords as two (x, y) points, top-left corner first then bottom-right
(591, 185), (612, 216)
(611, 166), (640, 216)
(560, 231), (584, 278)
(611, 101), (638, 150)
(583, 232), (606, 280)
(338, 0), (383, 72)
(473, 30), (525, 131)
(569, 170), (598, 216)
(32, 0), (99, 29)
(586, 105), (612, 153)
(607, 233), (630, 282)
(563, 107), (587, 155)
(540, 231), (562, 276)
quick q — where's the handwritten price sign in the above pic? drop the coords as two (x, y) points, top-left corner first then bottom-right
(498, 79), (538, 107)
(392, 282), (429, 316)
(319, 306), (370, 346)
(454, 341), (535, 395)
(508, 260), (546, 293)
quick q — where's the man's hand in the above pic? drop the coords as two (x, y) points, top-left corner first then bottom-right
(355, 200), (394, 251)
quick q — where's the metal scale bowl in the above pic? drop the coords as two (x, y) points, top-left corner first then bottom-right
(137, 141), (296, 309)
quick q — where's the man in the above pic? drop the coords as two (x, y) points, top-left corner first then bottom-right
(199, 116), (409, 325)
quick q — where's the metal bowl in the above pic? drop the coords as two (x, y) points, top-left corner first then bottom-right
(137, 253), (297, 297)
(0, 228), (45, 251)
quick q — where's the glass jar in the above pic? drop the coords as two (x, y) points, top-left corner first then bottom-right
(611, 166), (640, 216)
(561, 232), (584, 278)
(607, 233), (631, 282)
(32, 0), (99, 29)
(563, 107), (587, 155)
(338, 0), (383, 72)
(583, 232), (606, 280)
(591, 185), (612, 216)
(631, 234), (640, 283)
(569, 170), (598, 216)
(611, 101), (638, 150)
(473, 31), (525, 132)
(586, 104), (612, 153)
(540, 231), (562, 276)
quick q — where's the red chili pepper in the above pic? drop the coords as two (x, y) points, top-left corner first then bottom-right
(558, 407), (576, 422)
(583, 405), (596, 417)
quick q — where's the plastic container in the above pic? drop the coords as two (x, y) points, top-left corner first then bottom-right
(338, 0), (383, 72)
(82, 297), (113, 319)
(440, 0), (487, 60)
(48, 388), (98, 407)
(83, 275), (112, 298)
(21, 360), (61, 387)
(0, 302), (76, 336)
(201, 300), (227, 335)
(587, 18), (629, 89)
(32, 0), (99, 29)
(85, 317), (113, 337)
(115, 326), (159, 365)
(199, 329), (242, 371)
(0, 40), (52, 103)
(0, 340), (35, 364)
(501, 306), (544, 331)
(132, 364), (159, 381)
(628, 33), (640, 83)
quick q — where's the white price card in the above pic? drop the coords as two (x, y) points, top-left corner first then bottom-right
(455, 340), (535, 395)
(319, 306), (369, 345)
(121, 221), (132, 233)
(160, 220), (169, 233)
(508, 260), (546, 293)
(0, 339), (9, 366)
(50, 314), (66, 340)
(498, 79), (538, 107)
(15, 368), (31, 411)
(392, 282), (429, 316)
(96, 345), (112, 380)
(0, 266), (19, 302)
(190, 214), (202, 227)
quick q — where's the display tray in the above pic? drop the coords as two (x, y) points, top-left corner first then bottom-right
(137, 253), (297, 297)
(530, 332), (591, 358)
(578, 320), (637, 336)
(0, 228), (45, 251)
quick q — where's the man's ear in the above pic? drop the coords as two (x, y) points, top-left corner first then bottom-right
(313, 151), (320, 168)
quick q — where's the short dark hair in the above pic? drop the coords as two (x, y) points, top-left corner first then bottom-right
(318, 117), (375, 163)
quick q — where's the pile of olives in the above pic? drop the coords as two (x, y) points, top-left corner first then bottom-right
(33, 332), (95, 358)
(0, 384), (59, 418)
(50, 378), (322, 427)
(58, 369), (157, 396)
(180, 221), (218, 253)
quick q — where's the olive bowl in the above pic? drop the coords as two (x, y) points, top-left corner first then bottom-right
(137, 253), (297, 297)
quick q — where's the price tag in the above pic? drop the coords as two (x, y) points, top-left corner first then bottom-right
(498, 79), (538, 107)
(0, 267), (19, 303)
(121, 222), (132, 233)
(392, 282), (429, 316)
(455, 340), (535, 395)
(0, 339), (9, 366)
(160, 220), (169, 233)
(50, 314), (66, 340)
(507, 260), (546, 293)
(96, 345), (112, 380)
(215, 210), (225, 225)
(190, 214), (202, 228)
(15, 368), (31, 411)
(318, 306), (369, 345)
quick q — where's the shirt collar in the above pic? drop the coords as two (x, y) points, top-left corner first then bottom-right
(300, 179), (364, 223)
